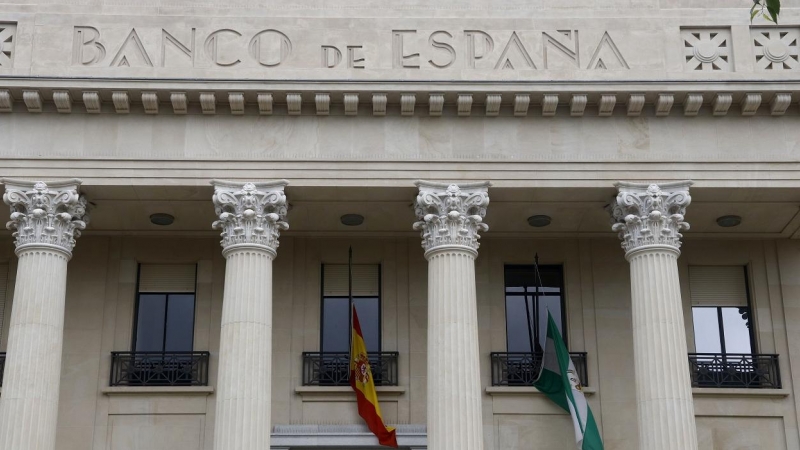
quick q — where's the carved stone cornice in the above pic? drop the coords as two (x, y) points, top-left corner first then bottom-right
(611, 181), (692, 256)
(2, 178), (89, 255)
(2, 84), (800, 118)
(211, 180), (289, 255)
(413, 181), (490, 255)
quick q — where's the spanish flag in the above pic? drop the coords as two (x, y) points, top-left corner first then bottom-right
(350, 306), (398, 447)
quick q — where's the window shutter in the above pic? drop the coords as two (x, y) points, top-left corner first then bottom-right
(689, 266), (748, 307)
(0, 264), (8, 345)
(138, 264), (197, 293)
(323, 264), (380, 297)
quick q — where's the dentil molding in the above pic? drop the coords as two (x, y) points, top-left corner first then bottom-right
(1, 89), (797, 117)
(211, 179), (289, 253)
(610, 181), (692, 255)
(2, 178), (90, 255)
(413, 180), (490, 254)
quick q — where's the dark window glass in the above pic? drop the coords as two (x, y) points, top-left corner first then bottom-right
(505, 295), (532, 353)
(354, 297), (380, 353)
(135, 294), (167, 352)
(692, 306), (753, 354)
(134, 293), (195, 352)
(321, 297), (380, 353)
(504, 265), (566, 353)
(320, 265), (381, 354)
(165, 294), (196, 352)
(322, 297), (351, 353)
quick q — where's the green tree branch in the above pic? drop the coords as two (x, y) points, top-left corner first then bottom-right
(752, 0), (781, 23)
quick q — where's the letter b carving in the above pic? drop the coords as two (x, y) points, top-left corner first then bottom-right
(72, 26), (106, 66)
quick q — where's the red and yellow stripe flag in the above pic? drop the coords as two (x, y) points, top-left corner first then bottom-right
(350, 306), (398, 448)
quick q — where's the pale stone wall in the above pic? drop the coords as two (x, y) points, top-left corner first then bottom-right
(0, 235), (797, 449)
(3, 0), (800, 81)
(2, 1), (799, 449)
(1, 113), (800, 190)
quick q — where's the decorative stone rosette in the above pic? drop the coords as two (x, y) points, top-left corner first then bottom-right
(211, 180), (289, 252)
(413, 181), (490, 253)
(611, 181), (692, 254)
(2, 179), (89, 254)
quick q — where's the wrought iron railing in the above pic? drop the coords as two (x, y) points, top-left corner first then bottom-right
(109, 351), (210, 387)
(491, 352), (588, 387)
(688, 353), (780, 389)
(302, 352), (399, 386)
(0, 352), (5, 387)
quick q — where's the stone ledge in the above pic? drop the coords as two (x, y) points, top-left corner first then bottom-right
(296, 386), (406, 395)
(692, 387), (790, 398)
(485, 386), (597, 396)
(101, 386), (215, 396)
(271, 424), (426, 448)
(295, 386), (406, 402)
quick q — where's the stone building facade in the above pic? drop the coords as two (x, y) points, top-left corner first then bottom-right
(1, 1), (800, 449)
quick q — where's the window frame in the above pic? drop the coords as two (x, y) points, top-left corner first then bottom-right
(691, 266), (756, 355)
(503, 264), (568, 353)
(131, 264), (198, 353)
(319, 263), (382, 354)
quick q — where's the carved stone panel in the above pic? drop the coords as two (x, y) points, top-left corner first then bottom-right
(0, 23), (16, 68)
(752, 27), (800, 71)
(682, 28), (732, 72)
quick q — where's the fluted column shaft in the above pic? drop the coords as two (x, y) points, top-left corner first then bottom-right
(0, 247), (69, 450)
(213, 245), (274, 450)
(413, 180), (490, 450)
(426, 247), (483, 450)
(628, 247), (697, 450)
(0, 178), (88, 450)
(210, 179), (288, 450)
(611, 181), (697, 450)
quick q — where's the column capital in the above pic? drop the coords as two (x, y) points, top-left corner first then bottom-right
(413, 180), (490, 255)
(211, 179), (289, 254)
(2, 178), (89, 255)
(611, 181), (692, 255)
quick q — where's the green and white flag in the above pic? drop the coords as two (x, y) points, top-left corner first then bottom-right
(533, 311), (604, 450)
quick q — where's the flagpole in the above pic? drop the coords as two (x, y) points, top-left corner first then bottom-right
(534, 253), (550, 348)
(533, 253), (542, 351)
(348, 246), (354, 356)
(523, 254), (537, 369)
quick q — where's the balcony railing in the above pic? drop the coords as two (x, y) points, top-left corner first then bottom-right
(302, 352), (399, 386)
(109, 351), (210, 387)
(0, 352), (5, 387)
(688, 353), (781, 389)
(491, 352), (588, 387)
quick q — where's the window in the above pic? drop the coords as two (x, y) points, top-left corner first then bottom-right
(133, 264), (197, 353)
(493, 265), (583, 387)
(111, 263), (207, 387)
(504, 265), (566, 353)
(686, 266), (779, 389)
(303, 264), (385, 386)
(689, 266), (754, 355)
(320, 264), (381, 353)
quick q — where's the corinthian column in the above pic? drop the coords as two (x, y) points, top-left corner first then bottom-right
(211, 180), (288, 450)
(611, 181), (697, 450)
(413, 181), (490, 450)
(0, 179), (89, 450)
